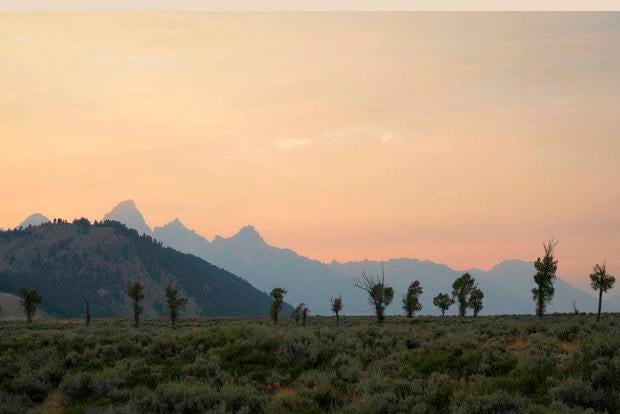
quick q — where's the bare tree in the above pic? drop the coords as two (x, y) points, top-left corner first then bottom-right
(354, 263), (394, 324)
(590, 261), (615, 322)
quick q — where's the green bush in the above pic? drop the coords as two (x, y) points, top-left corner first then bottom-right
(452, 390), (523, 414)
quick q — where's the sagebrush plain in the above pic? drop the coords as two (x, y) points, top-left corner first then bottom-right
(1, 314), (619, 413)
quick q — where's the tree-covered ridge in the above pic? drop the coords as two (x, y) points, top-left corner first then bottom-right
(0, 219), (284, 318)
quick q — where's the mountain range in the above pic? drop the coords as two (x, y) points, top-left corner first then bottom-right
(6, 199), (617, 317)
(103, 200), (617, 316)
(0, 219), (287, 318)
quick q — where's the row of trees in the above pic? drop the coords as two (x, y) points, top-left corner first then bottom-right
(7, 283), (188, 327)
(7, 240), (615, 325)
(266, 239), (614, 325)
(532, 239), (615, 321)
(430, 274), (484, 318)
(266, 269), (485, 326)
(126, 281), (188, 327)
(353, 270), (484, 323)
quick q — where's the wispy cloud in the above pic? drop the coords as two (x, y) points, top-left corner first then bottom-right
(276, 138), (314, 150)
(319, 127), (397, 145)
(273, 128), (396, 152)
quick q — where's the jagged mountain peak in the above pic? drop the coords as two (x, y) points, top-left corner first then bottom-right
(231, 225), (265, 242)
(118, 199), (136, 207)
(160, 218), (188, 231)
(103, 200), (152, 236)
(211, 225), (266, 249)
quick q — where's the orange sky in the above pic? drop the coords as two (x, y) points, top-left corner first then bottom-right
(1, 13), (619, 292)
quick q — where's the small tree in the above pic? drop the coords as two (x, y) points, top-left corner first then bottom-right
(165, 284), (188, 327)
(293, 303), (306, 326)
(433, 293), (454, 316)
(354, 263), (394, 324)
(302, 306), (309, 327)
(469, 287), (484, 317)
(402, 280), (423, 318)
(19, 288), (41, 325)
(452, 273), (476, 317)
(270, 287), (287, 325)
(331, 295), (343, 326)
(590, 261), (615, 322)
(532, 238), (558, 318)
(127, 281), (145, 328)
(85, 299), (91, 327)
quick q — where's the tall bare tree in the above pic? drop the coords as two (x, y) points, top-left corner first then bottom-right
(590, 261), (615, 322)
(165, 284), (188, 327)
(532, 238), (558, 318)
(354, 263), (394, 324)
(127, 281), (145, 328)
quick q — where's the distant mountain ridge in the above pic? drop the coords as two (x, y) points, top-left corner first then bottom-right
(9, 200), (618, 316)
(0, 219), (288, 318)
(18, 213), (50, 229)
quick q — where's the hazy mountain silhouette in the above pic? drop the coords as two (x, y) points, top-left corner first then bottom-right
(18, 213), (50, 229)
(156, 215), (617, 315)
(12, 200), (611, 316)
(0, 220), (287, 318)
(153, 218), (210, 256)
(150, 201), (609, 315)
(329, 258), (536, 315)
(154, 222), (355, 314)
(103, 200), (152, 236)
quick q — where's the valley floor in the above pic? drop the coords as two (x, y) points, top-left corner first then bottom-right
(1, 314), (619, 413)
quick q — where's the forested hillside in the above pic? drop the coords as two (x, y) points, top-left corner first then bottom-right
(0, 220), (284, 318)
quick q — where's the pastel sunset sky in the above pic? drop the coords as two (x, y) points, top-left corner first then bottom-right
(1, 13), (619, 292)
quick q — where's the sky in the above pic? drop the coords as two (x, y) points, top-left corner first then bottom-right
(1, 13), (619, 292)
